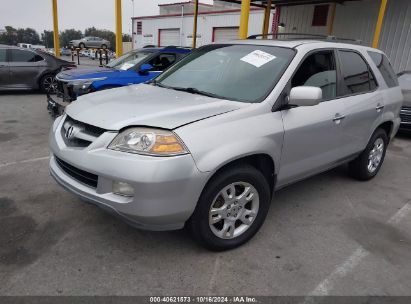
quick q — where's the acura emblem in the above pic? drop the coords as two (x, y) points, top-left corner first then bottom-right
(65, 126), (76, 139)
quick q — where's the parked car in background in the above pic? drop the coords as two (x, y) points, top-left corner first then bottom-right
(47, 46), (190, 116)
(0, 44), (75, 93)
(398, 71), (411, 132)
(49, 40), (402, 250)
(60, 48), (72, 56)
(17, 43), (46, 51)
(69, 37), (110, 49)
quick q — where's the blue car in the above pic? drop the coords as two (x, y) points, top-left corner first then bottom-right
(47, 46), (190, 115)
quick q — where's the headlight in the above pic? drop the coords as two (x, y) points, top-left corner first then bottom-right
(70, 77), (107, 90)
(108, 127), (188, 156)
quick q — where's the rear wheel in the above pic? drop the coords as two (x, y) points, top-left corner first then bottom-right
(40, 74), (58, 94)
(348, 128), (388, 180)
(188, 165), (271, 251)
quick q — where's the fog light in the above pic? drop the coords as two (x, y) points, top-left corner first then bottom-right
(112, 181), (134, 197)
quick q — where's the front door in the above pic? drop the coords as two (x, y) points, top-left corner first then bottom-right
(278, 50), (347, 187)
(9, 49), (43, 89)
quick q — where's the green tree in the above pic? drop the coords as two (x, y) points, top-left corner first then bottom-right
(60, 29), (83, 48)
(16, 28), (41, 45)
(41, 30), (54, 48)
(0, 26), (41, 45)
(122, 33), (132, 42)
(0, 26), (18, 45)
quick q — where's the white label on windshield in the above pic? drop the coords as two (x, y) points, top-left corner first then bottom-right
(240, 50), (276, 68)
(120, 62), (134, 70)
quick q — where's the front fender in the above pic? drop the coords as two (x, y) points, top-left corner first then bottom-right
(175, 106), (284, 175)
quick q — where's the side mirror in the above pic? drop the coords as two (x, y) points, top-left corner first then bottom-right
(289, 86), (322, 107)
(138, 63), (153, 75)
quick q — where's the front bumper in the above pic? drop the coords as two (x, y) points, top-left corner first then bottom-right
(47, 94), (66, 118)
(49, 117), (209, 231)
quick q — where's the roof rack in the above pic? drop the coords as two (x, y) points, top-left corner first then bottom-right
(247, 33), (362, 44)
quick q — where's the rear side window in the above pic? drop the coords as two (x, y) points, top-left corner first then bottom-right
(0, 49), (6, 62)
(367, 51), (398, 88)
(10, 49), (43, 62)
(149, 53), (176, 71)
(338, 50), (376, 95)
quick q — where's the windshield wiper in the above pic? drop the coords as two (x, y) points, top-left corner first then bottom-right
(149, 82), (227, 100)
(167, 86), (223, 99)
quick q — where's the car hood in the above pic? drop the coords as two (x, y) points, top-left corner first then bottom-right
(65, 84), (246, 130)
(57, 67), (118, 81)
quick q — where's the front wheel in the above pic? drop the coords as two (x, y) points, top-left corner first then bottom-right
(79, 42), (85, 49)
(188, 165), (271, 251)
(348, 128), (388, 181)
(40, 74), (58, 94)
(101, 44), (107, 49)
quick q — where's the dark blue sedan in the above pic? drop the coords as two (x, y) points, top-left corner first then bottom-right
(47, 46), (190, 115)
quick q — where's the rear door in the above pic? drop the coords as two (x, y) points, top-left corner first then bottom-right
(0, 48), (10, 88)
(278, 50), (347, 186)
(336, 49), (383, 156)
(9, 49), (44, 89)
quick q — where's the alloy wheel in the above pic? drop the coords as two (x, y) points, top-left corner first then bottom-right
(368, 137), (384, 173)
(43, 76), (58, 94)
(209, 182), (259, 239)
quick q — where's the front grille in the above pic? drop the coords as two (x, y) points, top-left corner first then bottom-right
(61, 116), (106, 148)
(55, 157), (98, 188)
(56, 79), (77, 102)
(400, 106), (411, 124)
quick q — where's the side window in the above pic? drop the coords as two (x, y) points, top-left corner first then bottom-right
(34, 54), (44, 62)
(291, 50), (337, 100)
(9, 49), (38, 62)
(0, 49), (6, 62)
(338, 50), (375, 95)
(367, 51), (398, 88)
(149, 53), (177, 71)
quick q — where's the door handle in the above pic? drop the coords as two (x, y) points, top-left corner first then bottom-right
(333, 113), (346, 123)
(376, 104), (385, 112)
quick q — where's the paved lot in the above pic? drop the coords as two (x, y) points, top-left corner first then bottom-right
(0, 93), (411, 296)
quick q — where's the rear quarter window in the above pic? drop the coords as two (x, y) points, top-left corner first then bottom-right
(367, 51), (399, 88)
(338, 50), (376, 95)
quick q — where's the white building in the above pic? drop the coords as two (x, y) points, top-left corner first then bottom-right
(132, 1), (272, 48)
(132, 0), (411, 72)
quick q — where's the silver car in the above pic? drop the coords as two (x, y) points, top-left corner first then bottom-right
(49, 40), (402, 250)
(398, 71), (411, 131)
(69, 37), (110, 49)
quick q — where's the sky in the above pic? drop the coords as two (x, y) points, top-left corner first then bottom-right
(0, 0), (213, 35)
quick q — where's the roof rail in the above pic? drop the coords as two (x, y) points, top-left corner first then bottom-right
(247, 33), (362, 44)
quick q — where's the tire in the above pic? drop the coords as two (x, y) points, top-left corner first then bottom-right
(348, 128), (388, 181)
(188, 165), (271, 251)
(40, 74), (58, 94)
(79, 43), (85, 49)
(101, 44), (107, 49)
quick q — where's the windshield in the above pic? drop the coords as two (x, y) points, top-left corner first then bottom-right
(107, 51), (152, 70)
(155, 44), (295, 103)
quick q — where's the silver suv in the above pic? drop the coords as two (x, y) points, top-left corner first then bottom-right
(49, 40), (403, 250)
